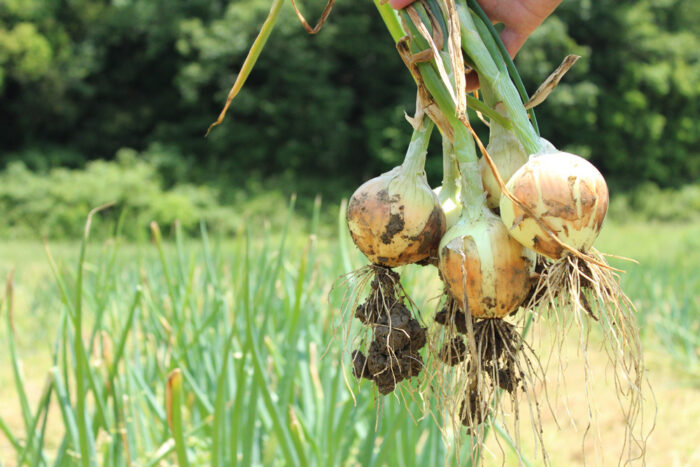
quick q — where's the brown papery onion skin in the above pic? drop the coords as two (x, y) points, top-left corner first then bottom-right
(499, 151), (609, 260)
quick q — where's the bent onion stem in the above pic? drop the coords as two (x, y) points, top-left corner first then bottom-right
(207, 0), (286, 135)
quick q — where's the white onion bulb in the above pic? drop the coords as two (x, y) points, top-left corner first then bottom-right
(499, 151), (609, 259)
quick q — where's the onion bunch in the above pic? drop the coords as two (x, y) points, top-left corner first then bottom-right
(383, 0), (646, 461)
(209, 0), (651, 461)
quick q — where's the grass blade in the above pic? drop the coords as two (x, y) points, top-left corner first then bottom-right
(243, 229), (299, 466)
(51, 367), (80, 448)
(166, 369), (189, 467)
(0, 415), (21, 452)
(207, 0), (286, 134)
(16, 376), (53, 466)
(73, 205), (113, 467)
(3, 271), (34, 442)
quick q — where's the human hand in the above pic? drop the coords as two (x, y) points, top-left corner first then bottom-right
(390, 0), (562, 90)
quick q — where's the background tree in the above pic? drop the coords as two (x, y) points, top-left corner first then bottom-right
(0, 0), (697, 198)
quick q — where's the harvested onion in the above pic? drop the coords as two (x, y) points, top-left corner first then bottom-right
(347, 121), (446, 267)
(499, 150), (608, 259)
(439, 206), (535, 319)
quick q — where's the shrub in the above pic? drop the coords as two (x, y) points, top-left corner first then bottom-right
(0, 148), (242, 240)
(608, 182), (700, 223)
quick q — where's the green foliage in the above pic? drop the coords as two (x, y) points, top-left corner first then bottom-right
(0, 205), (480, 465)
(0, 150), (696, 241)
(0, 147), (242, 240)
(1, 208), (699, 464)
(0, 0), (698, 193)
(608, 182), (700, 223)
(0, 22), (52, 87)
(0, 0), (415, 193)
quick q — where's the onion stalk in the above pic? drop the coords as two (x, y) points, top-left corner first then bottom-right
(434, 137), (462, 229)
(479, 101), (529, 210)
(455, 2), (540, 155)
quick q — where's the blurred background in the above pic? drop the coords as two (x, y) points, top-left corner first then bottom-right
(0, 0), (698, 465)
(0, 0), (698, 239)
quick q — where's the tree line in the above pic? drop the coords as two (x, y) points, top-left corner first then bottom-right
(1, 0), (698, 196)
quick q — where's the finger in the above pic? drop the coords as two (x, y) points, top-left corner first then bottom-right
(499, 26), (530, 58)
(389, 0), (417, 9)
(465, 70), (481, 92)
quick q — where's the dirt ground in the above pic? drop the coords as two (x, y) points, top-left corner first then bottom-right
(482, 322), (700, 466)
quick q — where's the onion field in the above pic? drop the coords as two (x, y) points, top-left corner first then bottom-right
(0, 204), (697, 465)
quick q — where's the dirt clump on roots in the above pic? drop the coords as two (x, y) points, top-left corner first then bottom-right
(439, 337), (467, 366)
(350, 267), (427, 395)
(429, 295), (547, 459)
(353, 267), (401, 325)
(434, 314), (524, 398)
(434, 303), (468, 334)
(460, 388), (487, 433)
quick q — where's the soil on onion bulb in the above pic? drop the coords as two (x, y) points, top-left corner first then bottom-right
(426, 296), (550, 462)
(337, 265), (427, 396)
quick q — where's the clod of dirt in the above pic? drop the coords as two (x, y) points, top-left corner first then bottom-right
(434, 305), (468, 334)
(354, 266), (402, 325)
(373, 370), (397, 395)
(351, 304), (426, 394)
(405, 319), (427, 351)
(495, 365), (519, 393)
(461, 389), (487, 431)
(349, 266), (427, 395)
(439, 337), (467, 366)
(473, 319), (517, 362)
(435, 307), (449, 326)
(370, 266), (400, 297)
(374, 304), (411, 349)
(351, 350), (372, 380)
(354, 302), (378, 325)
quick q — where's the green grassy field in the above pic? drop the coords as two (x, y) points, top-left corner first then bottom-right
(0, 204), (698, 465)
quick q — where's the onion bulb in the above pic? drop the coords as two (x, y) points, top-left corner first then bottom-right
(499, 150), (609, 260)
(347, 121), (446, 267)
(479, 104), (528, 209)
(439, 207), (535, 319)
